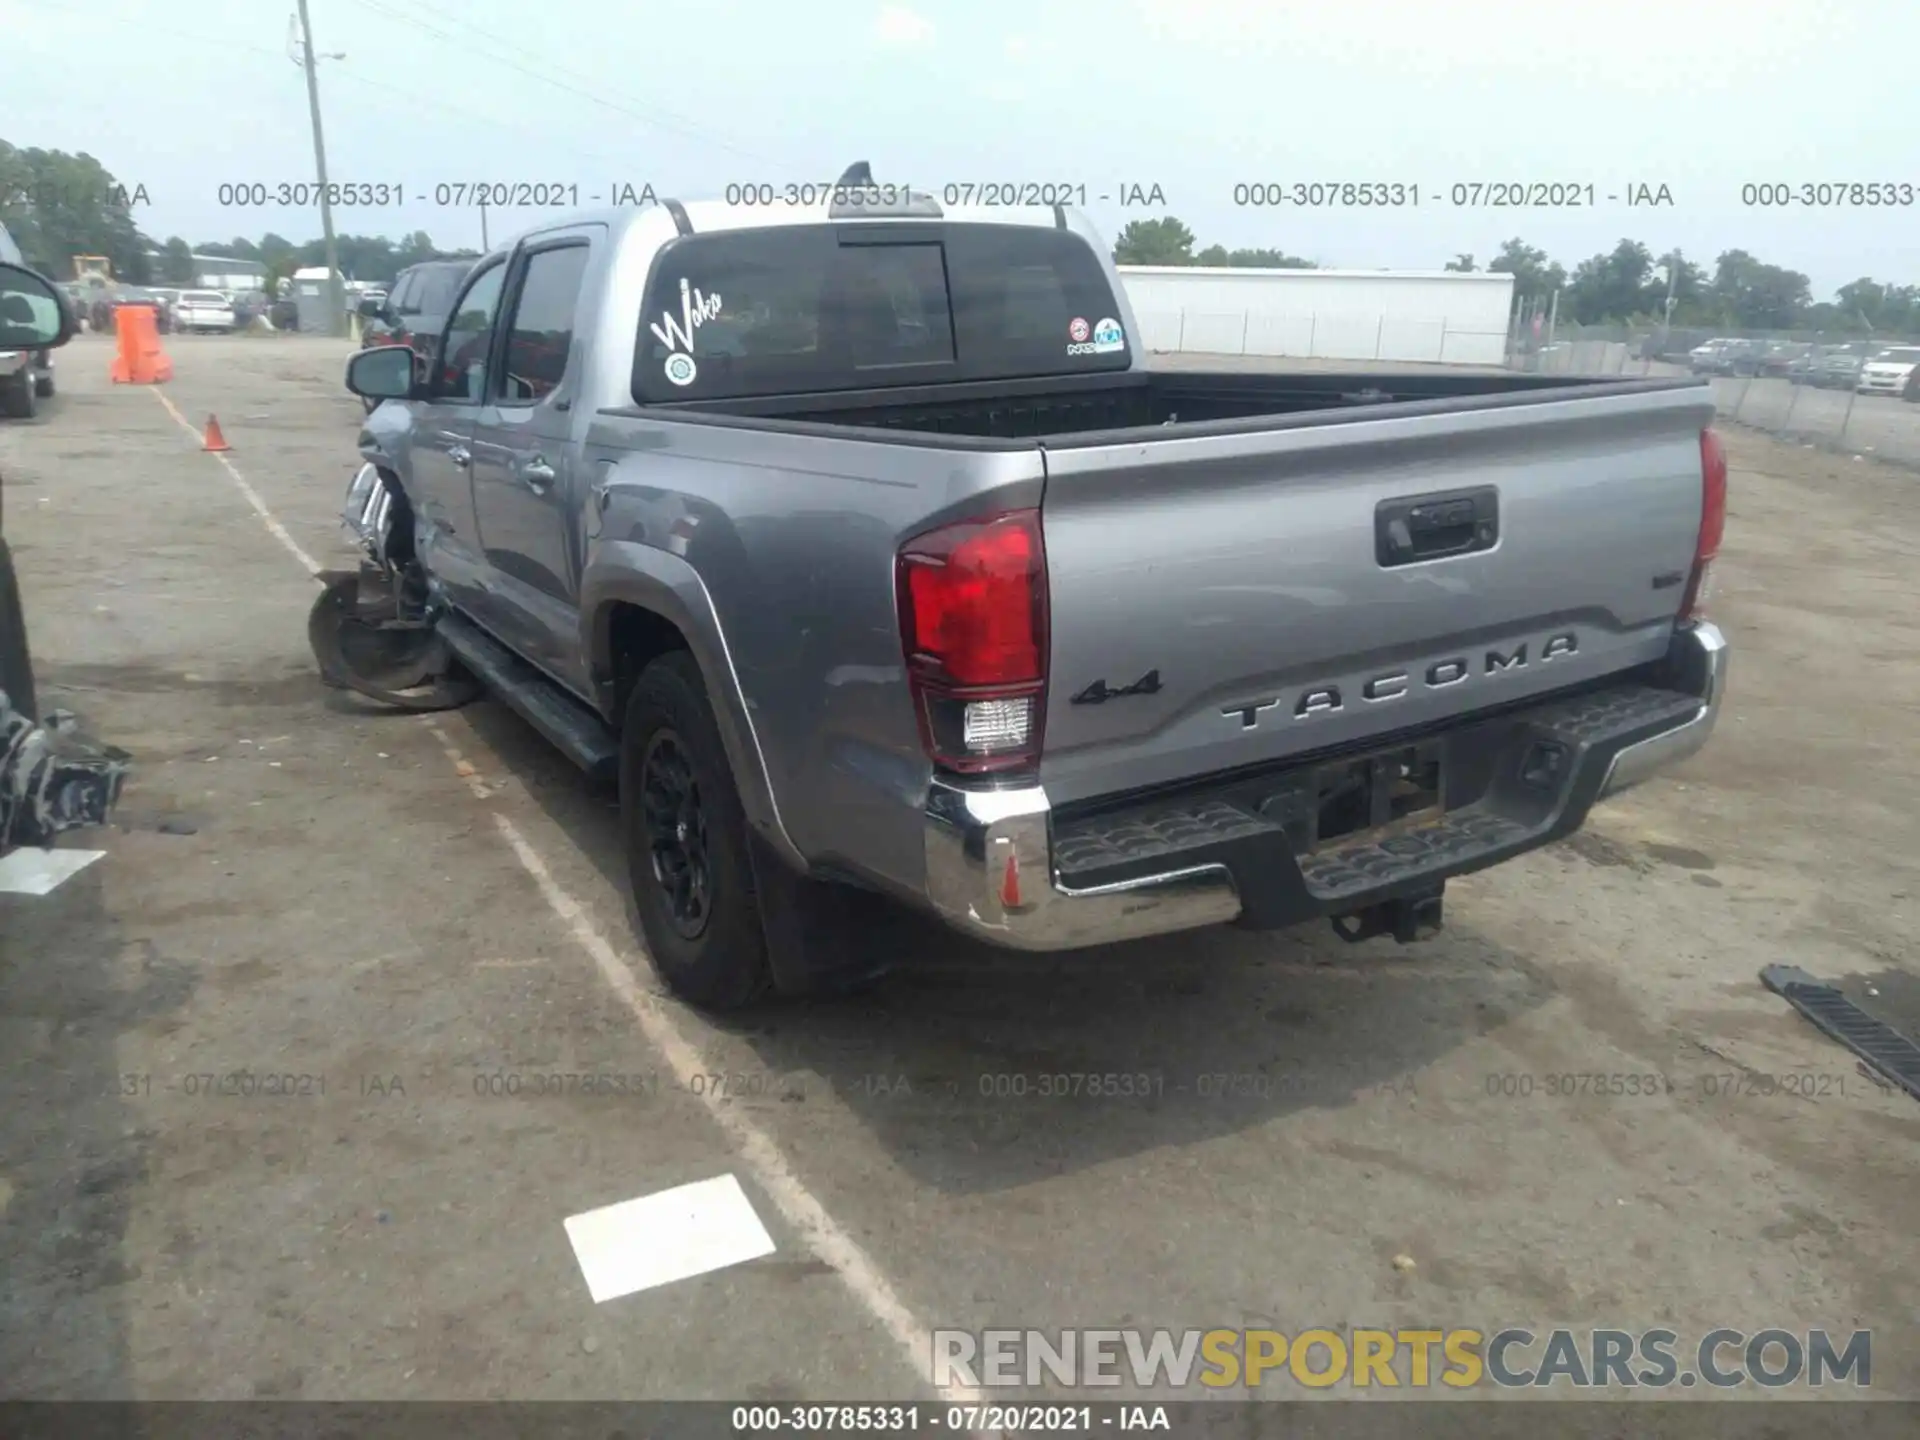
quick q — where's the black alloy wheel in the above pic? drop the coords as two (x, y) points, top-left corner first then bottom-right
(640, 730), (712, 939)
(619, 651), (771, 1009)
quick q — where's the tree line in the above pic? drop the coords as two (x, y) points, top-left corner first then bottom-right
(154, 232), (480, 290)
(1114, 217), (1918, 336)
(7, 141), (1914, 335)
(1, 142), (477, 291)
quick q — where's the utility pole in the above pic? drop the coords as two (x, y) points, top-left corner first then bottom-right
(480, 200), (490, 251)
(1664, 252), (1680, 328)
(294, 0), (345, 336)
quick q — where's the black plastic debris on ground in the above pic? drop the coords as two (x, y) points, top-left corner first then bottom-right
(1760, 964), (1920, 1102)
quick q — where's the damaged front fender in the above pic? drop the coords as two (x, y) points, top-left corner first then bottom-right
(1, 688), (131, 851)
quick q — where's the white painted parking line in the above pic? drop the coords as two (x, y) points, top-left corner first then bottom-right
(492, 812), (984, 1403)
(168, 394), (986, 1405)
(564, 1173), (777, 1305)
(0, 847), (106, 896)
(149, 389), (324, 577)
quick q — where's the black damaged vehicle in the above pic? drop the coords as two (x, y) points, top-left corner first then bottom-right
(0, 260), (130, 854)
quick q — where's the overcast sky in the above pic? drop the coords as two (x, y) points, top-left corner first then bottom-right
(3, 0), (1914, 296)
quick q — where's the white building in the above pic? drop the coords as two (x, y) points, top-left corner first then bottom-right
(1118, 266), (1516, 366)
(145, 251), (271, 291)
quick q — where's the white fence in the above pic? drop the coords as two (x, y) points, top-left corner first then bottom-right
(1128, 309), (1510, 365)
(1118, 267), (1516, 366)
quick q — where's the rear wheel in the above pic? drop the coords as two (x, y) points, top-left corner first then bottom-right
(621, 652), (772, 1010)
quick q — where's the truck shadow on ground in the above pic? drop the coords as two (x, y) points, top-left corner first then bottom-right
(461, 699), (1557, 1197)
(0, 869), (195, 1398)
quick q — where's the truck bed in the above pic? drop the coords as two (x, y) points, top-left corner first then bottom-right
(584, 361), (1715, 871)
(621, 368), (1700, 445)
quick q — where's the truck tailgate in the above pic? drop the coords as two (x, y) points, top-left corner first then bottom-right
(1036, 383), (1716, 807)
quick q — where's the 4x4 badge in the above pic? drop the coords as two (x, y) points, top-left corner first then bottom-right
(1071, 669), (1162, 705)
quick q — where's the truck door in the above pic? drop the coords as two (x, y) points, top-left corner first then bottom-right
(467, 234), (596, 693)
(406, 257), (507, 616)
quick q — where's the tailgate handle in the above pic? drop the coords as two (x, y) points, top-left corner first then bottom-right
(1377, 486), (1499, 567)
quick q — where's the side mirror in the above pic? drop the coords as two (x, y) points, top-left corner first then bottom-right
(0, 263), (77, 351)
(345, 344), (420, 401)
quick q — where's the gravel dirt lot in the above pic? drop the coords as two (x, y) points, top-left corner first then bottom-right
(2, 334), (1916, 1408)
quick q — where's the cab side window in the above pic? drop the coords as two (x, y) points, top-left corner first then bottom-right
(433, 261), (507, 402)
(494, 244), (589, 404)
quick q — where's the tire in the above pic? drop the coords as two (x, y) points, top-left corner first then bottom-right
(1, 372), (37, 420)
(621, 651), (772, 1010)
(0, 538), (36, 722)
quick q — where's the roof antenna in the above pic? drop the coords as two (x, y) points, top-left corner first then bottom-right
(835, 161), (874, 189)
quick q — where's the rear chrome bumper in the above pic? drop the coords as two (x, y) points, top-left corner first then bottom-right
(1597, 621), (1727, 799)
(922, 621), (1727, 953)
(924, 781), (1243, 951)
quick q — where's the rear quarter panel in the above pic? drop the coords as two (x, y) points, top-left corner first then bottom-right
(582, 414), (1045, 893)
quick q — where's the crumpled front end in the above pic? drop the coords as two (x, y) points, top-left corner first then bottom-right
(1, 688), (131, 850)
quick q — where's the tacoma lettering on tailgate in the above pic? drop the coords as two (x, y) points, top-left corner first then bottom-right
(1223, 632), (1579, 730)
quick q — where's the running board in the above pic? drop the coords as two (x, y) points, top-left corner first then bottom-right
(436, 613), (620, 785)
(1760, 965), (1920, 1103)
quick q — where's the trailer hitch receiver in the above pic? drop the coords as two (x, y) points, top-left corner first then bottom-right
(1330, 885), (1446, 945)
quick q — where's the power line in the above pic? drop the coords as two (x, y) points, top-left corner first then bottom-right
(403, 0), (748, 146)
(322, 66), (639, 175)
(343, 0), (773, 161)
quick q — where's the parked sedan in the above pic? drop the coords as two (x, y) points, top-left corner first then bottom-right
(1687, 340), (1735, 374)
(175, 289), (237, 334)
(106, 288), (176, 333)
(1808, 351), (1866, 390)
(1758, 342), (1813, 377)
(1856, 346), (1920, 397)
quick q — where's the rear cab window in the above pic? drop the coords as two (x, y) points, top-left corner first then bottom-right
(630, 222), (1132, 403)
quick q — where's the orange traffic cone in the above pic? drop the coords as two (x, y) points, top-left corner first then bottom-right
(109, 304), (173, 384)
(201, 414), (231, 452)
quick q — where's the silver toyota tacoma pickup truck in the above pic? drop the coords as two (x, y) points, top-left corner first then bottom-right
(333, 171), (1729, 1009)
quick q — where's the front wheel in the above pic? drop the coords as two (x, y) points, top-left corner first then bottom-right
(621, 652), (772, 1010)
(0, 373), (37, 420)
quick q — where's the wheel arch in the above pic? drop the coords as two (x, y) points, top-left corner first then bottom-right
(582, 543), (804, 872)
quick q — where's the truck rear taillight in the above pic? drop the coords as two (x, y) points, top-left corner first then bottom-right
(1682, 427), (1729, 623)
(896, 509), (1049, 775)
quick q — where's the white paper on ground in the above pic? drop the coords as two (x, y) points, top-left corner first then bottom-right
(0, 847), (107, 896)
(563, 1173), (777, 1304)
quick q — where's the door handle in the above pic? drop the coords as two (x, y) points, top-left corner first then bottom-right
(521, 457), (556, 490)
(447, 445), (471, 468)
